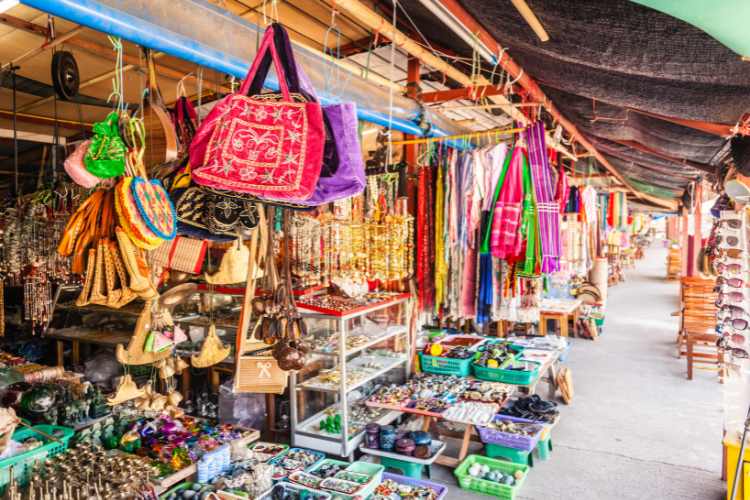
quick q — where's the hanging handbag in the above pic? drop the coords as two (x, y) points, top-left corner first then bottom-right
(152, 235), (208, 275)
(85, 112), (127, 179)
(246, 24), (365, 206)
(170, 165), (259, 240)
(64, 140), (101, 188)
(190, 25), (325, 201)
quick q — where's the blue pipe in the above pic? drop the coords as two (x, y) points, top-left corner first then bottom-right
(22, 0), (467, 150)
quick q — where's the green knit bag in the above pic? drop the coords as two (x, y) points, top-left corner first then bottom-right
(85, 112), (126, 179)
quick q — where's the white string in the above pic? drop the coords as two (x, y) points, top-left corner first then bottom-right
(386, 0), (398, 167)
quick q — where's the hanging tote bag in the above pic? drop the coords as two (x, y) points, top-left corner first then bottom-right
(190, 26), (325, 201)
(246, 24), (365, 206)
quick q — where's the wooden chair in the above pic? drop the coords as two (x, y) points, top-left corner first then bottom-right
(676, 278), (721, 380)
(666, 248), (681, 282)
(620, 250), (635, 269)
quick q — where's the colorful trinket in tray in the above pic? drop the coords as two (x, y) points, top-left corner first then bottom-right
(320, 478), (362, 494)
(334, 471), (372, 484)
(288, 471), (324, 489)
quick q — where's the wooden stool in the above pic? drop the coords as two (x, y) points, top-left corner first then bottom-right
(537, 434), (553, 460)
(538, 313), (568, 338)
(379, 456), (431, 479)
(484, 443), (534, 467)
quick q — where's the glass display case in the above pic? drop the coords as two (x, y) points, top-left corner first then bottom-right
(290, 295), (411, 457)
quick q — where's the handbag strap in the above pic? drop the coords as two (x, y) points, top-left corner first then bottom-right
(239, 26), (292, 102)
(246, 23), (304, 99)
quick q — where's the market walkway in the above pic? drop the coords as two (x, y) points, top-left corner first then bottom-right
(428, 243), (727, 500)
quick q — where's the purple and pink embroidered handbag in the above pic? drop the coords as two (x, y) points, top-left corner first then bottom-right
(190, 26), (325, 201)
(244, 24), (366, 207)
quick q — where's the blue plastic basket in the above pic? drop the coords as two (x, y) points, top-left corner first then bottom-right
(380, 473), (448, 500)
(0, 425), (74, 494)
(558, 342), (572, 362)
(419, 354), (474, 376)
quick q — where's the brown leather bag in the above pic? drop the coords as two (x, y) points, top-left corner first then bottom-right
(71, 190), (108, 274)
(58, 189), (106, 257)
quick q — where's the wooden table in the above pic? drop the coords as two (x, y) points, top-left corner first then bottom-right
(408, 344), (566, 468)
(538, 299), (583, 338)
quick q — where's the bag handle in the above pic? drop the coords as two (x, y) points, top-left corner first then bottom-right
(246, 23), (304, 99)
(239, 27), (292, 102)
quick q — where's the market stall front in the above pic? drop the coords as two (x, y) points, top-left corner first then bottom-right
(0, 0), (731, 498)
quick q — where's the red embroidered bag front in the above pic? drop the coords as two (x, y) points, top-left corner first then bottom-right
(190, 26), (325, 201)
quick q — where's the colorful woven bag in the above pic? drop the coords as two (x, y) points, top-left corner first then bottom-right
(115, 178), (163, 250)
(190, 26), (325, 201)
(85, 112), (126, 179)
(131, 178), (177, 240)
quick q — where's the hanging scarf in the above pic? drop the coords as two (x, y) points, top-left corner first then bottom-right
(480, 146), (513, 255)
(490, 147), (526, 259)
(526, 122), (562, 274)
(434, 162), (447, 315)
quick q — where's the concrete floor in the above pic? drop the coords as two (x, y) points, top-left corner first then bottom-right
(422, 243), (727, 499)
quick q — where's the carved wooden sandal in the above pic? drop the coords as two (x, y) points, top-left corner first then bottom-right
(75, 248), (97, 307)
(109, 239), (138, 308)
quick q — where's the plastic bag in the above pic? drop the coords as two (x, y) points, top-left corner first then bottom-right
(84, 351), (124, 386)
(218, 378), (266, 431)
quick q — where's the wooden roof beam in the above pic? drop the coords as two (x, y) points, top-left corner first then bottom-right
(421, 84), (523, 104)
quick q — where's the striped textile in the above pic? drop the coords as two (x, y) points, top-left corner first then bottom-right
(526, 122), (562, 274)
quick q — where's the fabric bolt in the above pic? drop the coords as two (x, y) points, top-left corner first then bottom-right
(527, 122), (562, 274)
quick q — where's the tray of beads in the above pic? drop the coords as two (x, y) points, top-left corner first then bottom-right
(319, 477), (363, 494)
(288, 471), (324, 489)
(275, 458), (304, 471)
(365, 388), (414, 411)
(282, 448), (326, 469)
(441, 399), (507, 426)
(297, 293), (411, 317)
(334, 471), (373, 485)
(459, 382), (515, 403)
(250, 443), (289, 462)
(402, 397), (455, 418)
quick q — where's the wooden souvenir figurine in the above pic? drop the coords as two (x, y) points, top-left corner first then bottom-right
(191, 325), (231, 368)
(115, 301), (174, 365)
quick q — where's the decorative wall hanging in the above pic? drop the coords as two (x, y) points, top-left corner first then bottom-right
(191, 325), (231, 368)
(115, 301), (174, 365)
(204, 239), (254, 285)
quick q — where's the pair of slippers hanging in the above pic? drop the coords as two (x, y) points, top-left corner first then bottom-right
(556, 368), (573, 405)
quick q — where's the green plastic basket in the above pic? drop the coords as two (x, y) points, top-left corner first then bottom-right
(473, 361), (541, 385)
(0, 425), (74, 494)
(345, 461), (385, 489)
(454, 455), (528, 500)
(160, 483), (213, 499)
(419, 354), (474, 376)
